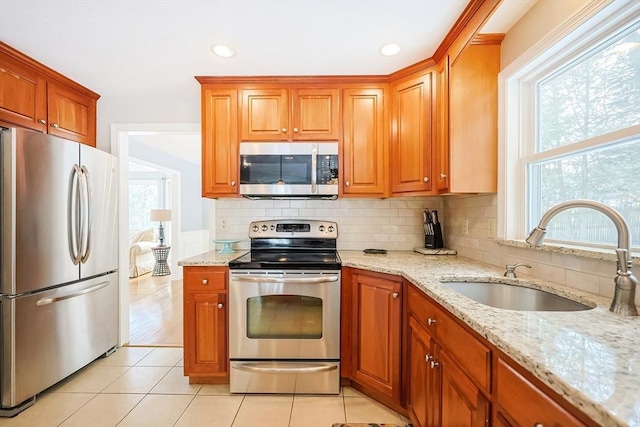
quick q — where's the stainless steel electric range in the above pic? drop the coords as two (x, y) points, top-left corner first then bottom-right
(228, 219), (341, 394)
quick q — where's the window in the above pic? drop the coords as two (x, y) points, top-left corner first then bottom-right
(501, 2), (640, 251)
(129, 168), (171, 231)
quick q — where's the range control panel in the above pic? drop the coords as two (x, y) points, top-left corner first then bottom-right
(248, 219), (338, 239)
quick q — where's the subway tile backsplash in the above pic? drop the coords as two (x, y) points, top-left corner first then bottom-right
(212, 197), (444, 251)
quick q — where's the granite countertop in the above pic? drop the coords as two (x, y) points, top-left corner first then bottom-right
(177, 250), (247, 266)
(339, 250), (640, 427)
(178, 249), (639, 426)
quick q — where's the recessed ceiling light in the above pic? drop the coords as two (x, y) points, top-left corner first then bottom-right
(379, 43), (401, 56)
(211, 44), (235, 58)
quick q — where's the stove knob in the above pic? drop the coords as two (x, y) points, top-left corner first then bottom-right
(319, 225), (325, 232)
(328, 225), (335, 232)
(262, 225), (268, 231)
(252, 225), (259, 232)
(270, 225), (275, 230)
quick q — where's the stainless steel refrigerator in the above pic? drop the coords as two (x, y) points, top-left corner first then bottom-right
(0, 127), (118, 416)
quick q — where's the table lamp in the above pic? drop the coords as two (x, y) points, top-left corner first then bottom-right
(150, 209), (171, 246)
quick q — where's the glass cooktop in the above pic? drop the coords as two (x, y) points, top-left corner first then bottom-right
(229, 250), (341, 270)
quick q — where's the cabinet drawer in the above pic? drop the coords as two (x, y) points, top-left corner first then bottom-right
(407, 284), (490, 392)
(407, 284), (440, 327)
(496, 358), (585, 427)
(184, 268), (227, 292)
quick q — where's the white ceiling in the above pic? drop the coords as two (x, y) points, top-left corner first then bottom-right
(0, 0), (536, 163)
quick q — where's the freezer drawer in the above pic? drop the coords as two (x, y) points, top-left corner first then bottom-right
(1, 273), (118, 409)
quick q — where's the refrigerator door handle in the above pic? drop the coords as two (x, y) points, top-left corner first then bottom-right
(68, 165), (82, 265)
(35, 281), (109, 306)
(80, 166), (92, 263)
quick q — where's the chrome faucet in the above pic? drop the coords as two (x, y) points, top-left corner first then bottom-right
(504, 263), (532, 278)
(526, 199), (638, 316)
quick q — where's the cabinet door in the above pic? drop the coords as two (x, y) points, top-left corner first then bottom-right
(434, 56), (450, 193)
(437, 344), (489, 427)
(351, 271), (402, 402)
(342, 88), (388, 196)
(391, 72), (433, 194)
(449, 43), (500, 193)
(47, 82), (97, 146)
(241, 89), (288, 140)
(202, 88), (239, 197)
(184, 291), (227, 375)
(407, 316), (437, 427)
(291, 88), (339, 140)
(0, 52), (47, 132)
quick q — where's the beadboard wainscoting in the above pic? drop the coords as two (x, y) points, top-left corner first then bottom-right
(212, 197), (444, 252)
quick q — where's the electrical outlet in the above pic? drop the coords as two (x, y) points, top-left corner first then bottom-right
(487, 219), (495, 238)
(219, 218), (229, 231)
(462, 219), (469, 235)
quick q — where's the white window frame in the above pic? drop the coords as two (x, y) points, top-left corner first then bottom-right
(498, 0), (640, 252)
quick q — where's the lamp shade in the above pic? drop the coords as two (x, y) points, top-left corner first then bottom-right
(150, 209), (171, 222)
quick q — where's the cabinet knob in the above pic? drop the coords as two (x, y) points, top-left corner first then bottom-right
(534, 424), (544, 427)
(345, 181), (350, 186)
(218, 303), (224, 309)
(427, 318), (437, 326)
(430, 360), (439, 369)
(425, 354), (432, 362)
(440, 173), (447, 179)
(38, 119), (46, 124)
(423, 177), (429, 183)
(52, 123), (59, 128)
(392, 292), (399, 299)
(202, 279), (208, 285)
(281, 128), (287, 133)
(293, 127), (299, 133)
(231, 181), (236, 186)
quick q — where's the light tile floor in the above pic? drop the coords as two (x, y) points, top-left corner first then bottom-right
(0, 347), (410, 427)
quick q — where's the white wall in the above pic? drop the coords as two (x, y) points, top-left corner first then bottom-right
(214, 197), (444, 251)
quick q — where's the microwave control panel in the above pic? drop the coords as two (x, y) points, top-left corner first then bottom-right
(317, 155), (338, 185)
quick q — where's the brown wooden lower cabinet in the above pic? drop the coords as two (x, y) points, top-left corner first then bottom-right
(494, 358), (587, 427)
(346, 268), (403, 410)
(183, 266), (228, 383)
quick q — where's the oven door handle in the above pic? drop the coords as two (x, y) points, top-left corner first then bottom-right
(233, 362), (337, 374)
(231, 275), (339, 284)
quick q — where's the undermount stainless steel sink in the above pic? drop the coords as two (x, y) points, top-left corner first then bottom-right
(440, 281), (594, 312)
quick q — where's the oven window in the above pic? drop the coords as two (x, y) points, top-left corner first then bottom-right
(246, 295), (322, 339)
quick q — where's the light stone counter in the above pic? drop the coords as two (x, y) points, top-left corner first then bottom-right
(339, 250), (640, 427)
(178, 250), (247, 266)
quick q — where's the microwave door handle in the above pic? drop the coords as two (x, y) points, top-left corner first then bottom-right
(311, 144), (318, 194)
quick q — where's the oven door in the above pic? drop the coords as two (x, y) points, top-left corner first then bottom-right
(229, 270), (341, 360)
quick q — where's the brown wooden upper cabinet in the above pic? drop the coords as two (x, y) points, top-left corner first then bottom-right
(390, 71), (434, 195)
(241, 88), (340, 141)
(201, 87), (239, 198)
(341, 86), (388, 197)
(0, 42), (99, 147)
(444, 39), (501, 193)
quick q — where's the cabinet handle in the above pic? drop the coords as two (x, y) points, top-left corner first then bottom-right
(52, 123), (59, 128)
(430, 360), (439, 369)
(231, 181), (236, 186)
(392, 292), (399, 299)
(427, 318), (436, 326)
(281, 128), (287, 133)
(218, 303), (224, 309)
(440, 173), (447, 179)
(202, 279), (208, 285)
(345, 181), (350, 186)
(425, 354), (432, 362)
(38, 119), (46, 124)
(293, 127), (299, 133)
(423, 177), (429, 183)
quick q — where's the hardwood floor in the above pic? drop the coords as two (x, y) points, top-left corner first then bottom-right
(129, 273), (183, 346)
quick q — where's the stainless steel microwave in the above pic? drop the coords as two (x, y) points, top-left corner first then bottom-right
(239, 142), (339, 199)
